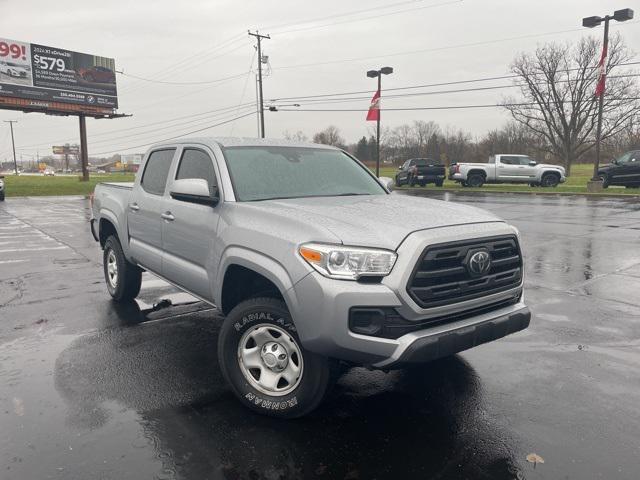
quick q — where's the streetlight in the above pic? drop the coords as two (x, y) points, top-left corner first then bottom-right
(366, 66), (393, 177)
(582, 8), (634, 191)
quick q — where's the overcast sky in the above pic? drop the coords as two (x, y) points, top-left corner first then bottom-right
(1, 0), (638, 162)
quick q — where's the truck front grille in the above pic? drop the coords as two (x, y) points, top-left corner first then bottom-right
(407, 235), (522, 308)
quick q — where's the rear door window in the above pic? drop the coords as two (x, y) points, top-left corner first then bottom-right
(141, 149), (176, 195)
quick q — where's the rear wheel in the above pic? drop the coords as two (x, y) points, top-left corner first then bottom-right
(598, 175), (609, 188)
(466, 173), (485, 188)
(541, 173), (560, 187)
(103, 235), (142, 302)
(218, 297), (333, 418)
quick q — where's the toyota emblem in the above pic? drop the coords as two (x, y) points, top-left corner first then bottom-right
(466, 249), (491, 276)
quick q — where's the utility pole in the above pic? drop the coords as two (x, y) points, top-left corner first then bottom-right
(79, 115), (90, 181)
(3, 120), (18, 175)
(248, 30), (270, 138)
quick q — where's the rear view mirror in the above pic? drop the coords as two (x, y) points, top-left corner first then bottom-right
(170, 178), (219, 206)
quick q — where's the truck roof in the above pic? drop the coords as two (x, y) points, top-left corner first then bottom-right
(149, 137), (338, 150)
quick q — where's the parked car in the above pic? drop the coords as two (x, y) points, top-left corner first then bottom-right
(76, 66), (115, 83)
(449, 154), (566, 188)
(90, 138), (530, 418)
(598, 150), (640, 188)
(0, 61), (29, 78)
(0, 175), (4, 201)
(395, 158), (445, 187)
(42, 169), (55, 176)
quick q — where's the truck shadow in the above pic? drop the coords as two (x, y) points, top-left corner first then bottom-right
(54, 300), (520, 479)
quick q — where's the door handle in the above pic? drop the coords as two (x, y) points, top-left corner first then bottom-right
(129, 203), (140, 211)
(161, 212), (175, 221)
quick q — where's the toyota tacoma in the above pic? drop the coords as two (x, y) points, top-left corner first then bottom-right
(90, 137), (530, 418)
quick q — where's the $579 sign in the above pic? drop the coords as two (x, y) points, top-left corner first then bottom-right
(33, 54), (66, 72)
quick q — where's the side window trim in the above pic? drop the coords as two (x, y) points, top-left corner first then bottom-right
(140, 148), (176, 196)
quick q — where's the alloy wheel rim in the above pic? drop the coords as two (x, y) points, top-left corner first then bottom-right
(237, 323), (303, 397)
(106, 250), (118, 288)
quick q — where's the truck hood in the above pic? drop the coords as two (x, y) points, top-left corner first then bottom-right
(249, 193), (503, 250)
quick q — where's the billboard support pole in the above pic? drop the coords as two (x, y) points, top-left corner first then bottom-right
(79, 115), (89, 182)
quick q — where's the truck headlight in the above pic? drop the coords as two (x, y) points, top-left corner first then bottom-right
(299, 243), (397, 280)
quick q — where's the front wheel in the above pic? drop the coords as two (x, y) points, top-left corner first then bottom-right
(103, 235), (142, 302)
(540, 173), (560, 187)
(218, 297), (332, 418)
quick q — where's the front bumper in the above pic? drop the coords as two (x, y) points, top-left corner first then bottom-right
(287, 223), (528, 368)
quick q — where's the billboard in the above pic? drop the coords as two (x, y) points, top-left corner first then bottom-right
(0, 38), (118, 112)
(53, 144), (80, 155)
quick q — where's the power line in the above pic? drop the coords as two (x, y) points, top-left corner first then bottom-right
(268, 63), (640, 102)
(230, 50), (258, 135)
(90, 111), (256, 156)
(275, 97), (640, 112)
(272, 21), (639, 71)
(118, 70), (249, 86)
(16, 102), (257, 150)
(267, 0), (462, 35)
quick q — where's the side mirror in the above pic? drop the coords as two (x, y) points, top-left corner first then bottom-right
(611, 159), (618, 165)
(170, 178), (219, 206)
(378, 176), (394, 191)
(529, 161), (537, 166)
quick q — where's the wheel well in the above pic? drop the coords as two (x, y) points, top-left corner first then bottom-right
(467, 169), (486, 178)
(221, 265), (284, 315)
(542, 171), (560, 178)
(99, 218), (118, 247)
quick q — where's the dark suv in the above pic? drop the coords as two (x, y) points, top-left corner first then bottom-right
(395, 158), (445, 187)
(598, 150), (640, 188)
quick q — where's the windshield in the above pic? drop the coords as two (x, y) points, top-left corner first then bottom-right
(222, 146), (387, 201)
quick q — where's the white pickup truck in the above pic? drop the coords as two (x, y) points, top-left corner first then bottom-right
(449, 154), (566, 188)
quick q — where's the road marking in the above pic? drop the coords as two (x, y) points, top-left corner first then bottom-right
(0, 246), (67, 253)
(0, 259), (28, 264)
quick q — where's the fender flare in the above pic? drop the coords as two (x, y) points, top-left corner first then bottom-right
(214, 246), (301, 313)
(98, 209), (129, 253)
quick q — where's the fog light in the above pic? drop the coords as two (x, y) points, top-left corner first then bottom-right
(349, 308), (385, 336)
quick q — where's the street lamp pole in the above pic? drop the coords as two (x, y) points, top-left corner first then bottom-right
(582, 8), (634, 189)
(592, 16), (609, 183)
(367, 67), (393, 177)
(376, 73), (382, 177)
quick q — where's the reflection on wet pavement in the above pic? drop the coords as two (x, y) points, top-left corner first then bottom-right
(1, 194), (640, 479)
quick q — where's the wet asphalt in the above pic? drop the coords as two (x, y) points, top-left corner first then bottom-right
(1, 192), (639, 480)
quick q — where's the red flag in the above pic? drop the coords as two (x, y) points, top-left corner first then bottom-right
(366, 89), (380, 121)
(595, 43), (608, 97)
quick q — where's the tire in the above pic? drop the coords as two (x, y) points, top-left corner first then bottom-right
(598, 175), (609, 188)
(103, 235), (142, 302)
(409, 178), (416, 187)
(0, 193), (4, 201)
(218, 297), (332, 418)
(540, 173), (560, 188)
(435, 180), (444, 187)
(466, 173), (485, 188)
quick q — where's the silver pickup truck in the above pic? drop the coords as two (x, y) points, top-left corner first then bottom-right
(90, 137), (530, 418)
(450, 154), (566, 187)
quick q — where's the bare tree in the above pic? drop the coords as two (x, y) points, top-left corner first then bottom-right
(283, 130), (308, 142)
(502, 34), (640, 175)
(312, 126), (345, 147)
